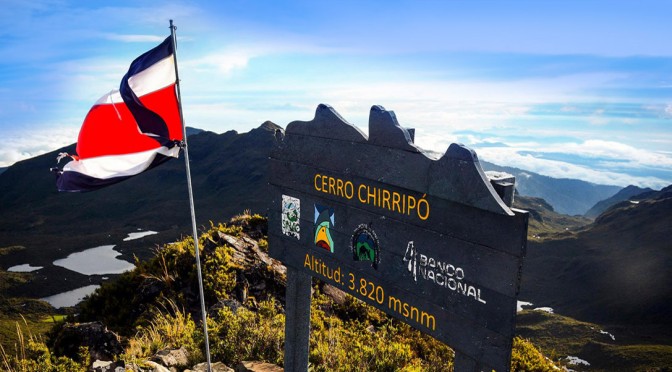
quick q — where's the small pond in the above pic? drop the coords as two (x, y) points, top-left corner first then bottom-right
(41, 284), (100, 308)
(52, 245), (134, 275)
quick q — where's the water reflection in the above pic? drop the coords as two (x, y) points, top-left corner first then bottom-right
(41, 284), (100, 308)
(53, 245), (134, 275)
(8, 264), (42, 272)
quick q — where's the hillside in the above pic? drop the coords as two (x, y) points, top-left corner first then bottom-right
(521, 185), (672, 329)
(481, 161), (621, 215)
(3, 214), (670, 371)
(1, 131), (670, 370)
(1, 214), (561, 371)
(584, 185), (654, 219)
(0, 122), (279, 297)
(513, 194), (591, 240)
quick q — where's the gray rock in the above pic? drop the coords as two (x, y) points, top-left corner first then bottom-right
(235, 361), (284, 372)
(144, 360), (171, 372)
(151, 347), (189, 368)
(91, 360), (126, 372)
(187, 361), (234, 372)
(51, 321), (122, 362)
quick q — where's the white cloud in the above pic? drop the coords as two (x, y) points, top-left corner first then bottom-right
(184, 50), (254, 75)
(0, 125), (80, 167)
(476, 146), (670, 189)
(588, 108), (608, 125)
(544, 140), (672, 169)
(643, 103), (672, 119)
(105, 34), (165, 43)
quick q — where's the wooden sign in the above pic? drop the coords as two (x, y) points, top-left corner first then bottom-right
(268, 104), (528, 371)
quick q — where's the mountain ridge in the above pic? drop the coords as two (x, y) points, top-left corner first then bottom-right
(521, 185), (672, 327)
(0, 122), (281, 292)
(584, 185), (654, 219)
(480, 161), (622, 215)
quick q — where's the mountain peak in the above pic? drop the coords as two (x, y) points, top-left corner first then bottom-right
(257, 121), (282, 132)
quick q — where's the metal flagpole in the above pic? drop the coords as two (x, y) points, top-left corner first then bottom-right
(169, 19), (212, 372)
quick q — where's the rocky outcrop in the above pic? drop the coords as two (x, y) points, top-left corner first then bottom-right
(91, 360), (125, 372)
(150, 347), (190, 370)
(186, 361), (235, 371)
(51, 321), (122, 362)
(220, 230), (286, 306)
(235, 361), (284, 371)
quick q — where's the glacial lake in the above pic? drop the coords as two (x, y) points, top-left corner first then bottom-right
(52, 245), (135, 275)
(8, 264), (43, 272)
(123, 230), (158, 241)
(42, 285), (100, 308)
(38, 231), (154, 308)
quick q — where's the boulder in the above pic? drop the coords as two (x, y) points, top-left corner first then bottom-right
(51, 321), (122, 362)
(91, 359), (125, 372)
(218, 232), (287, 305)
(144, 360), (171, 372)
(187, 361), (234, 371)
(235, 361), (284, 372)
(151, 347), (190, 369)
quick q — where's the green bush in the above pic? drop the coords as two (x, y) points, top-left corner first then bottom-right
(511, 337), (558, 372)
(72, 214), (561, 371)
(122, 301), (202, 366)
(209, 299), (285, 366)
(0, 323), (87, 372)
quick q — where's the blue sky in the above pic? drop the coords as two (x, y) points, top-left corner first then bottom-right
(1, 0), (671, 188)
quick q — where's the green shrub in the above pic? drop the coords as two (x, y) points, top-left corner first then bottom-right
(511, 337), (558, 372)
(0, 322), (87, 372)
(209, 299), (285, 366)
(122, 300), (202, 366)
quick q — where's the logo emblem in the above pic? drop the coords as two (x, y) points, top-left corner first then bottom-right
(351, 224), (380, 269)
(314, 205), (335, 252)
(281, 195), (300, 239)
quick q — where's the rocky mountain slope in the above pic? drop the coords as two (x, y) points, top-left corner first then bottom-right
(513, 194), (591, 240)
(584, 185), (654, 219)
(0, 123), (280, 273)
(521, 185), (672, 328)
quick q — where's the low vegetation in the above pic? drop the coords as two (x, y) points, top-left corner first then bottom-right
(3, 214), (562, 370)
(513, 196), (591, 240)
(517, 310), (672, 371)
(1, 317), (87, 372)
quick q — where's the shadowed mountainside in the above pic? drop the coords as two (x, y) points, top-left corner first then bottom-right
(513, 194), (591, 240)
(0, 122), (280, 272)
(584, 185), (654, 219)
(521, 185), (672, 329)
(1, 123), (668, 335)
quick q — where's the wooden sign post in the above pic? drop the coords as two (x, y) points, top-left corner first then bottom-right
(269, 104), (528, 371)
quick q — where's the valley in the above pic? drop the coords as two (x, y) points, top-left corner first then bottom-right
(0, 123), (670, 370)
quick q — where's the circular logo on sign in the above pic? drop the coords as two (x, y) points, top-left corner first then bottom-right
(351, 224), (380, 270)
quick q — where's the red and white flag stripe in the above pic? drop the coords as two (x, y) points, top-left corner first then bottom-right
(56, 37), (183, 192)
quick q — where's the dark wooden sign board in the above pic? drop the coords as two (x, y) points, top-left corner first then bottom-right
(268, 104), (528, 372)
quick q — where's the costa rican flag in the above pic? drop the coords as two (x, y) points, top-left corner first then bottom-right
(54, 36), (183, 192)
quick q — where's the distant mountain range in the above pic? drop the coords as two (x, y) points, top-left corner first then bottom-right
(0, 124), (642, 267)
(481, 161), (621, 216)
(2, 123), (669, 330)
(584, 185), (654, 219)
